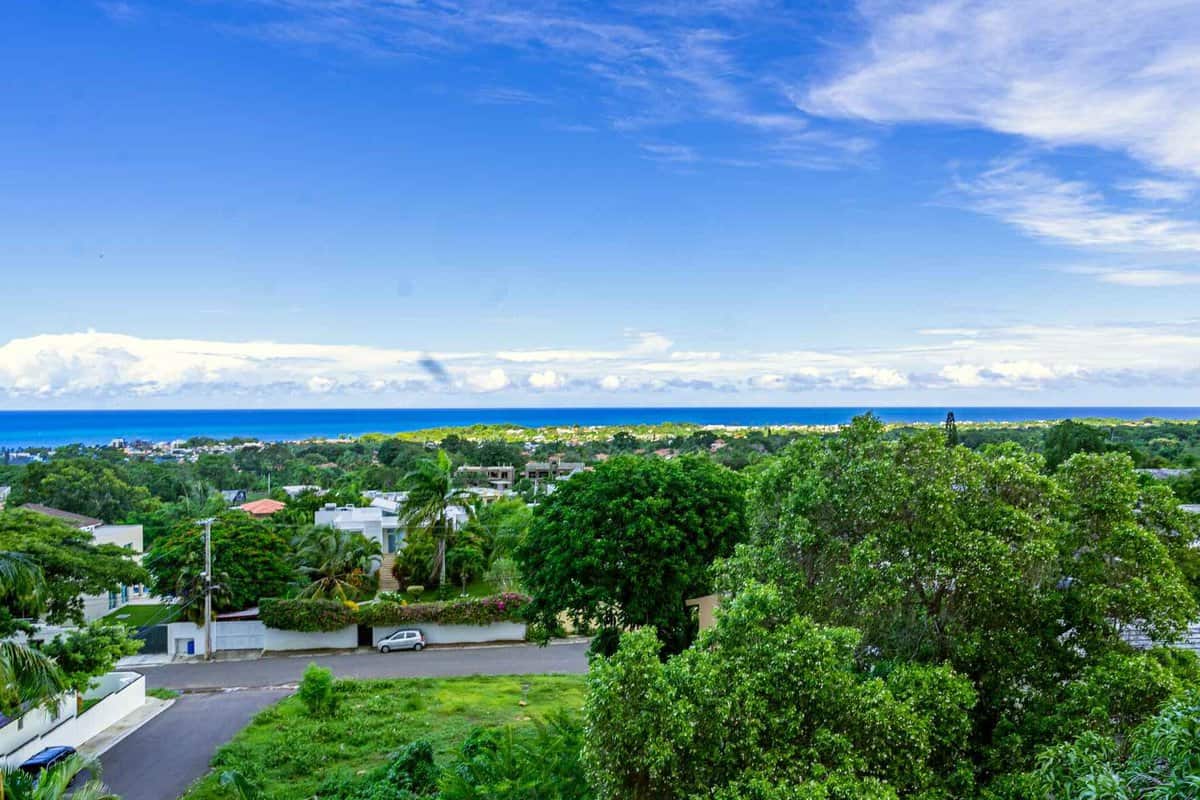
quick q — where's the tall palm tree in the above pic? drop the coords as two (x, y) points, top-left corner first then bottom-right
(2, 754), (119, 800)
(400, 450), (474, 588)
(293, 526), (381, 601)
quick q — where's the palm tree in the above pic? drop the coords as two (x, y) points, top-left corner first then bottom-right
(0, 554), (66, 717)
(293, 526), (381, 601)
(2, 753), (119, 800)
(400, 450), (474, 588)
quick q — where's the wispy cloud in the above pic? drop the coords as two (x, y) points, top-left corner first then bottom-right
(5, 322), (1200, 404)
(958, 160), (1200, 253)
(1065, 266), (1200, 288)
(805, 0), (1200, 263)
(199, 0), (859, 166)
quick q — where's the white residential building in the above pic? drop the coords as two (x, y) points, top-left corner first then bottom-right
(18, 505), (147, 620)
(315, 504), (404, 554)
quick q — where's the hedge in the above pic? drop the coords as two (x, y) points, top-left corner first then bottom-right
(257, 594), (531, 631)
(259, 598), (357, 632)
(357, 593), (530, 627)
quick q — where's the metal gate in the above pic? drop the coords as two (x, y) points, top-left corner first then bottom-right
(213, 620), (266, 651)
(135, 624), (169, 654)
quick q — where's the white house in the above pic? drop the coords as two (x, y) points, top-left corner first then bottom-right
(19, 505), (148, 620)
(314, 504), (405, 554)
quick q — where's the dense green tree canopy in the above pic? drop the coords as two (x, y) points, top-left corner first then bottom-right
(146, 511), (296, 614)
(585, 585), (977, 800)
(0, 510), (147, 628)
(716, 415), (1199, 784)
(10, 458), (150, 522)
(1043, 419), (1110, 470)
(518, 455), (746, 654)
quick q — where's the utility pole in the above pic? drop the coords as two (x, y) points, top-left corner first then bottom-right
(198, 518), (214, 661)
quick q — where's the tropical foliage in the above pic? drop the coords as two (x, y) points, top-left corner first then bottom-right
(399, 450), (475, 588)
(293, 525), (381, 601)
(518, 455), (746, 655)
(258, 598), (357, 632)
(358, 594), (528, 628)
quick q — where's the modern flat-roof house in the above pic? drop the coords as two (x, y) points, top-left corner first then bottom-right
(315, 504), (404, 554)
(523, 458), (585, 481)
(457, 465), (517, 490)
(19, 504), (147, 620)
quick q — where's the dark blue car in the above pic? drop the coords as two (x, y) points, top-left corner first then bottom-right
(19, 745), (76, 776)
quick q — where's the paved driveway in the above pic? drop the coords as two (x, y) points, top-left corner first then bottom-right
(99, 690), (286, 800)
(135, 641), (590, 690)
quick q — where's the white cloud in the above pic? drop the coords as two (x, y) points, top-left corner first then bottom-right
(959, 160), (1200, 253)
(466, 368), (511, 393)
(1067, 267), (1200, 287)
(805, 1), (1200, 259)
(528, 369), (565, 390)
(1122, 178), (1196, 202)
(4, 322), (1200, 404)
(806, 0), (1200, 178)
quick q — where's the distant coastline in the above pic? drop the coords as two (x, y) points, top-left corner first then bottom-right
(2, 407), (1199, 449)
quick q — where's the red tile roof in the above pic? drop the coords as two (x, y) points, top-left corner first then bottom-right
(237, 498), (286, 516)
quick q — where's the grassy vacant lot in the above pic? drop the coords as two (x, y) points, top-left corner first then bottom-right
(181, 673), (587, 800)
(101, 603), (177, 629)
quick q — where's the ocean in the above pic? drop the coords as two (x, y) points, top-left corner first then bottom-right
(1, 407), (1198, 449)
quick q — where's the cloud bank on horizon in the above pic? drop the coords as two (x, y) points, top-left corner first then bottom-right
(4, 324), (1200, 406)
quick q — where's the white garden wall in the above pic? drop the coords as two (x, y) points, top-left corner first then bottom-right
(1, 672), (144, 768)
(372, 622), (526, 645)
(264, 625), (357, 651)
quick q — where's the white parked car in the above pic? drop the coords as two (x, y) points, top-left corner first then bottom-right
(378, 629), (426, 653)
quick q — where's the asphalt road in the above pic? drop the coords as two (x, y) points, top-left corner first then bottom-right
(135, 641), (590, 690)
(100, 643), (590, 800)
(99, 690), (286, 800)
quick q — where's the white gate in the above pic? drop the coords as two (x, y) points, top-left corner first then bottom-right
(213, 620), (266, 651)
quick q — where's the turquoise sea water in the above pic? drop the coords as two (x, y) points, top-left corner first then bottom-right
(1, 407), (1198, 449)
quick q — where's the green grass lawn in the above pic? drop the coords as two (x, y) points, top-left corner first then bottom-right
(101, 603), (178, 629)
(181, 673), (587, 800)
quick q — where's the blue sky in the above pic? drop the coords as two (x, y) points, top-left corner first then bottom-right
(2, 0), (1199, 408)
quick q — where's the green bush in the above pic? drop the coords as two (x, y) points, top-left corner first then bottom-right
(297, 662), (338, 717)
(260, 598), (356, 632)
(407, 585), (425, 600)
(358, 594), (529, 627)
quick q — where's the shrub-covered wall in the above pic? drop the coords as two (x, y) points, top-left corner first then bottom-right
(259, 594), (529, 631)
(259, 598), (357, 632)
(358, 593), (528, 627)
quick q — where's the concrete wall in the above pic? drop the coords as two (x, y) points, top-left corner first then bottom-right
(1, 673), (144, 767)
(167, 620), (357, 655)
(372, 622), (526, 646)
(264, 625), (357, 651)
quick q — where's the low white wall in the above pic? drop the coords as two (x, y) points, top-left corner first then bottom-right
(1, 673), (144, 767)
(166, 621), (205, 657)
(372, 622), (526, 646)
(70, 672), (144, 747)
(264, 625), (357, 651)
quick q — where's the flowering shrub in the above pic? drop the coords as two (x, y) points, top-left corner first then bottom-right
(357, 593), (529, 627)
(259, 598), (357, 632)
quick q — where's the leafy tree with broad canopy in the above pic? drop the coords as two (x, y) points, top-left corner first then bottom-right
(713, 415), (1198, 787)
(146, 511), (296, 614)
(40, 622), (142, 696)
(0, 510), (147, 630)
(584, 584), (978, 800)
(518, 455), (745, 655)
(9, 458), (150, 523)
